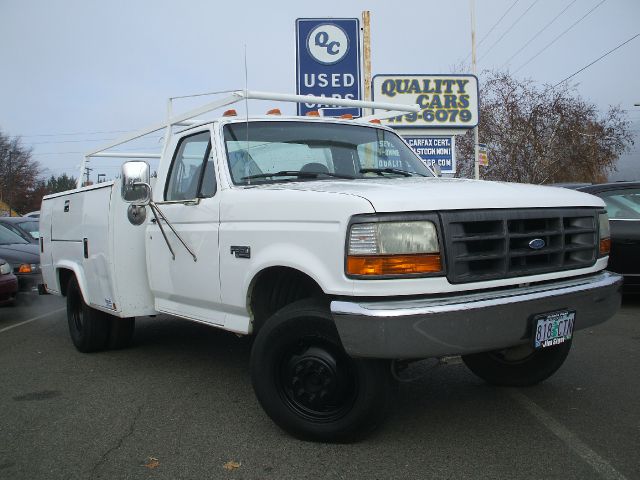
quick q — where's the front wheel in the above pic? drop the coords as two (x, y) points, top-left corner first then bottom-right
(462, 340), (572, 387)
(250, 299), (394, 443)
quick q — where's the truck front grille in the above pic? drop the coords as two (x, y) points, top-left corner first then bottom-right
(441, 208), (599, 284)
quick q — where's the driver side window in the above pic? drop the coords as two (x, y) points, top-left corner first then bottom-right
(165, 131), (214, 201)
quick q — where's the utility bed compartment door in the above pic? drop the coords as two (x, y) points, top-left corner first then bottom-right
(51, 194), (85, 241)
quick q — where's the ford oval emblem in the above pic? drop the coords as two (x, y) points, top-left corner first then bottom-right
(528, 238), (546, 250)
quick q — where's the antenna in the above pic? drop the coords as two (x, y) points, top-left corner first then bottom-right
(244, 44), (250, 184)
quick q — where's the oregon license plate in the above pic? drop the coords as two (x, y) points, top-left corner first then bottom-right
(533, 310), (575, 349)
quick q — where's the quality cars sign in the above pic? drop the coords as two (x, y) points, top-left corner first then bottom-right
(372, 74), (479, 129)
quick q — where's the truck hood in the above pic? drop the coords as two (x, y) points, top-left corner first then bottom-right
(268, 177), (604, 212)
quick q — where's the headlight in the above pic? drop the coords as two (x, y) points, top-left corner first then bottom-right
(347, 221), (442, 277)
(598, 212), (610, 256)
(0, 263), (11, 275)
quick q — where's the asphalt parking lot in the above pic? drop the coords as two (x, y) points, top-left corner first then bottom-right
(1, 293), (638, 480)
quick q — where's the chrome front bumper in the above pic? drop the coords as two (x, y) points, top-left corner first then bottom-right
(331, 271), (623, 359)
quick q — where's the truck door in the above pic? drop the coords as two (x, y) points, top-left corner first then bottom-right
(146, 129), (223, 325)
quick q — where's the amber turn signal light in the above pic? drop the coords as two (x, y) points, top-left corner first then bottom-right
(599, 237), (611, 256)
(18, 264), (32, 273)
(347, 254), (442, 276)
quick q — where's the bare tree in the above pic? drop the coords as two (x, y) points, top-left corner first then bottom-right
(0, 130), (41, 214)
(456, 71), (634, 184)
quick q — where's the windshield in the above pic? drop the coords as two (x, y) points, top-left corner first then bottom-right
(0, 223), (29, 245)
(223, 121), (433, 185)
(18, 220), (40, 237)
(599, 188), (640, 219)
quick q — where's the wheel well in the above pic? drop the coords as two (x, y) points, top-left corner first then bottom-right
(249, 267), (325, 334)
(58, 268), (75, 296)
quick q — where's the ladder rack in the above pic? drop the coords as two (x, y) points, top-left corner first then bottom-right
(79, 90), (420, 187)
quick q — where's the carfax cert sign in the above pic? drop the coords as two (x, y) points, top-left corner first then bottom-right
(372, 74), (478, 129)
(405, 136), (456, 174)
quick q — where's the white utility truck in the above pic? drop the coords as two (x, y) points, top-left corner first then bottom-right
(40, 91), (622, 442)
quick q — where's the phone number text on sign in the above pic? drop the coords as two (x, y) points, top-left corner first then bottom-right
(372, 74), (479, 129)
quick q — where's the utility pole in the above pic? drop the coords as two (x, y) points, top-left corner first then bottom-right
(84, 165), (93, 186)
(470, 0), (480, 180)
(7, 150), (12, 216)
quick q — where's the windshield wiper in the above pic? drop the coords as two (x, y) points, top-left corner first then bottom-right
(242, 171), (355, 181)
(359, 168), (425, 177)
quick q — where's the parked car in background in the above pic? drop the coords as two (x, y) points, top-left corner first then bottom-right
(0, 217), (39, 244)
(0, 224), (42, 292)
(558, 182), (639, 293)
(0, 258), (18, 305)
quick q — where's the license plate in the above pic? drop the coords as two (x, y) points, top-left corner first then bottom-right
(533, 310), (575, 349)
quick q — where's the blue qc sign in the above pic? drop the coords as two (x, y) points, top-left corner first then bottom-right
(296, 18), (362, 117)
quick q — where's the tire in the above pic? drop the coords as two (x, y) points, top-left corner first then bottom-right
(108, 317), (135, 349)
(462, 340), (572, 387)
(250, 299), (394, 443)
(66, 277), (110, 353)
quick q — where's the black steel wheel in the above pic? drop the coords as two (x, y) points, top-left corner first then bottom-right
(251, 299), (393, 443)
(66, 276), (110, 353)
(462, 340), (572, 387)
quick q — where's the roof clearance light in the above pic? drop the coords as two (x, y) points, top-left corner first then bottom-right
(266, 108), (282, 115)
(340, 114), (353, 120)
(223, 109), (238, 117)
(306, 111), (320, 117)
(369, 119), (382, 124)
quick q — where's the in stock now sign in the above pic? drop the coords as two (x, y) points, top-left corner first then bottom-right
(295, 18), (362, 117)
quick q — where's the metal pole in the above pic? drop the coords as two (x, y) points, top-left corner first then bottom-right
(362, 11), (372, 117)
(7, 150), (12, 215)
(471, 0), (480, 180)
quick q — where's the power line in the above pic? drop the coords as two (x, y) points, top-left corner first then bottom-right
(463, 0), (521, 62)
(554, 32), (640, 87)
(478, 0), (541, 62)
(18, 129), (132, 138)
(501, 0), (578, 68)
(514, 0), (607, 74)
(28, 138), (118, 145)
(27, 136), (163, 145)
(31, 145), (163, 156)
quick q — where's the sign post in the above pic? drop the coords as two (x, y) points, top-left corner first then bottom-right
(296, 18), (362, 117)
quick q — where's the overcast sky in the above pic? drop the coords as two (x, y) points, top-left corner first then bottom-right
(1, 0), (638, 182)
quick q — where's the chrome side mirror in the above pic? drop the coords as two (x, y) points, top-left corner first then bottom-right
(121, 161), (151, 204)
(432, 163), (442, 177)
